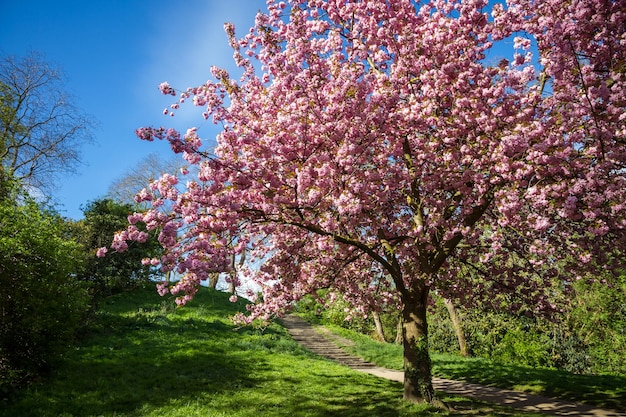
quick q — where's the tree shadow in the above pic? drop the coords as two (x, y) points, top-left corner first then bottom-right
(6, 316), (259, 416)
(433, 357), (626, 411)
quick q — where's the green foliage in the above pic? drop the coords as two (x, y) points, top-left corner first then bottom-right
(427, 287), (625, 375)
(566, 275), (626, 374)
(492, 328), (551, 368)
(428, 300), (580, 370)
(427, 297), (471, 355)
(294, 292), (370, 332)
(305, 284), (625, 376)
(75, 198), (162, 297)
(0, 189), (90, 398)
(548, 323), (591, 374)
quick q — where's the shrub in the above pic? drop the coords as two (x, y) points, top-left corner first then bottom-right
(0, 197), (90, 399)
(492, 327), (551, 368)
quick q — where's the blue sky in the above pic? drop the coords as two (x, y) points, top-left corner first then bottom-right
(1, 0), (266, 219)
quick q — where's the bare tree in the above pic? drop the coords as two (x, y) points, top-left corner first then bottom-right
(106, 152), (182, 205)
(0, 52), (94, 193)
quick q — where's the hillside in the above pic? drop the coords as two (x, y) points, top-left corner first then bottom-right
(2, 287), (548, 417)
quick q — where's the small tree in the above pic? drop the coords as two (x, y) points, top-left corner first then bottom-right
(0, 52), (93, 194)
(78, 199), (162, 296)
(111, 0), (625, 404)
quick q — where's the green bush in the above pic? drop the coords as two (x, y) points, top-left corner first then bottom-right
(427, 294), (619, 374)
(75, 198), (162, 297)
(492, 327), (551, 368)
(549, 324), (591, 374)
(293, 291), (402, 340)
(0, 197), (90, 399)
(567, 275), (626, 375)
(427, 297), (470, 355)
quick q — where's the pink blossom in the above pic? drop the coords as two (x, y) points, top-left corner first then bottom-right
(157, 282), (170, 296)
(513, 36), (531, 50)
(158, 81), (176, 96)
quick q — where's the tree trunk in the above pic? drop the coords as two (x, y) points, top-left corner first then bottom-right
(208, 273), (219, 289)
(228, 253), (237, 294)
(372, 311), (386, 342)
(228, 273), (236, 294)
(395, 315), (403, 344)
(228, 249), (246, 294)
(401, 282), (437, 403)
(444, 298), (468, 357)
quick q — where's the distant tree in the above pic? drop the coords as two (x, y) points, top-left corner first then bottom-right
(107, 152), (183, 206)
(0, 52), (94, 194)
(78, 199), (161, 296)
(112, 0), (625, 404)
(443, 298), (468, 357)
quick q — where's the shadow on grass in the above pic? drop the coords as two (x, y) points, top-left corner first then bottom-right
(199, 367), (526, 417)
(433, 356), (626, 411)
(3, 311), (260, 416)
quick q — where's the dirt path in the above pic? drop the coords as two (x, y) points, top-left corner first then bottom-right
(280, 315), (625, 417)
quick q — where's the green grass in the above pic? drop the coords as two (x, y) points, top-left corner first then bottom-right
(321, 323), (626, 411)
(1, 287), (550, 417)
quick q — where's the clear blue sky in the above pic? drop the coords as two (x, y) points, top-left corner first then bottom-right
(1, 0), (266, 219)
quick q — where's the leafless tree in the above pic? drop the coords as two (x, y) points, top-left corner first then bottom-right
(0, 52), (94, 194)
(106, 152), (183, 206)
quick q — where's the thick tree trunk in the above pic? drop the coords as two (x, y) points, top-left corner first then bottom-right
(372, 311), (386, 342)
(401, 282), (436, 403)
(444, 298), (468, 357)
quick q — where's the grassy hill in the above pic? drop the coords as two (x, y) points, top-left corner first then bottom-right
(0, 287), (596, 417)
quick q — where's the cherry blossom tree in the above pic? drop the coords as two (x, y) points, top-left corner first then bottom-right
(108, 0), (625, 404)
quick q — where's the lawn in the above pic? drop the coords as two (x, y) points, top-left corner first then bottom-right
(0, 287), (571, 417)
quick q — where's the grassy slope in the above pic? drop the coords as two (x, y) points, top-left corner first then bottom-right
(322, 323), (626, 411)
(3, 287), (549, 417)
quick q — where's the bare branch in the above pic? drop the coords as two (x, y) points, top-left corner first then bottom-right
(0, 52), (95, 194)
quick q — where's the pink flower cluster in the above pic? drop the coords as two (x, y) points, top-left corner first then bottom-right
(158, 82), (176, 96)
